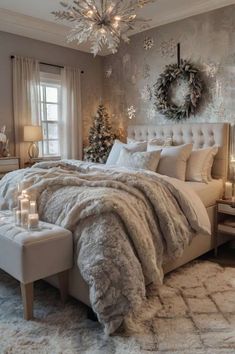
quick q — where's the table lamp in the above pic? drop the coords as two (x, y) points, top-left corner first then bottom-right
(24, 125), (43, 159)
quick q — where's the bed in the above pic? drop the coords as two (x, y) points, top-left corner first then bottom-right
(49, 123), (230, 310)
(0, 122), (231, 334)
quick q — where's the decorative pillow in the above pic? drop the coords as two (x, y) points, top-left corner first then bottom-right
(106, 139), (147, 165)
(147, 136), (173, 150)
(186, 146), (218, 183)
(204, 146), (218, 181)
(116, 148), (162, 172)
(129, 136), (173, 147)
(151, 144), (193, 181)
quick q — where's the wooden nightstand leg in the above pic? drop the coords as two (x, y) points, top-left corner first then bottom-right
(214, 203), (219, 257)
(58, 270), (69, 304)
(20, 282), (34, 320)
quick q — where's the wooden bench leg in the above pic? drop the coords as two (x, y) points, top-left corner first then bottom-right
(20, 282), (34, 320)
(58, 270), (69, 304)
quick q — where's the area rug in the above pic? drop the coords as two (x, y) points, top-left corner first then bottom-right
(0, 261), (235, 354)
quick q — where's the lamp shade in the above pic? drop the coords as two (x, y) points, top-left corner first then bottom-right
(24, 125), (43, 142)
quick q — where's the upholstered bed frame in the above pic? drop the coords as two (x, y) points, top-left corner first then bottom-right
(47, 122), (231, 307)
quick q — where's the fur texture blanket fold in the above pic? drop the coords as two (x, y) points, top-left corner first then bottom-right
(0, 160), (210, 334)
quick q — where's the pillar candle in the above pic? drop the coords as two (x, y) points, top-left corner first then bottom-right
(21, 210), (29, 228)
(20, 198), (30, 211)
(28, 213), (39, 230)
(15, 210), (21, 226)
(29, 201), (37, 214)
(225, 182), (233, 199)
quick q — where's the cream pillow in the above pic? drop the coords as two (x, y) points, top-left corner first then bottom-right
(106, 139), (147, 165)
(147, 136), (173, 149)
(116, 148), (162, 172)
(151, 144), (193, 181)
(186, 146), (218, 183)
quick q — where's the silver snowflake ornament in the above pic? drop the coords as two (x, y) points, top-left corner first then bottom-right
(143, 37), (154, 50)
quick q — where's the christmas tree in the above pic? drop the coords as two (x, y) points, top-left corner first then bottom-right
(84, 104), (115, 163)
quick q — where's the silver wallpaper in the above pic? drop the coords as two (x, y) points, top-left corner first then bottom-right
(103, 5), (235, 152)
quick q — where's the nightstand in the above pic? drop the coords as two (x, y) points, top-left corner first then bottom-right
(215, 199), (235, 256)
(0, 157), (20, 179)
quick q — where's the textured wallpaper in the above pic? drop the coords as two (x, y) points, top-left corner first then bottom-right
(103, 5), (235, 151)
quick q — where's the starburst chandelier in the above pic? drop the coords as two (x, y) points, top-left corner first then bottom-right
(52, 0), (155, 56)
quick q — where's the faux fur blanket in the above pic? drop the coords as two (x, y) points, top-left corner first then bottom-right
(0, 160), (210, 334)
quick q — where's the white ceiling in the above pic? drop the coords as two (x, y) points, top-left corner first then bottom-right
(0, 0), (234, 55)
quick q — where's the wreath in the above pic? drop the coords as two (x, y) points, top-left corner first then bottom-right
(154, 60), (203, 121)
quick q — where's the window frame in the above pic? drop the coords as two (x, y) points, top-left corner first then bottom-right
(39, 72), (62, 158)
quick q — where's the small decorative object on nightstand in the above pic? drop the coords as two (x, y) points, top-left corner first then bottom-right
(215, 199), (235, 256)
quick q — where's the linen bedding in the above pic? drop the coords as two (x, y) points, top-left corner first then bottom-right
(0, 160), (210, 334)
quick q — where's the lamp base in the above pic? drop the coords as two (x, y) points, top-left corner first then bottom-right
(28, 142), (39, 159)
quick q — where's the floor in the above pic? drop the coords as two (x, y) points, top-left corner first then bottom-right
(0, 249), (235, 354)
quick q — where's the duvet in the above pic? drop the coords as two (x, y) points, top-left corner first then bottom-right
(0, 160), (210, 334)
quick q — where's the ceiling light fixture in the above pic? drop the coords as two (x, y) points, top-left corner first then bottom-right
(52, 0), (155, 56)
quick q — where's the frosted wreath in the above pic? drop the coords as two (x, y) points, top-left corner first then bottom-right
(154, 60), (203, 121)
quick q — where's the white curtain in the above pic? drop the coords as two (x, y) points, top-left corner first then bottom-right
(60, 66), (82, 160)
(13, 56), (41, 167)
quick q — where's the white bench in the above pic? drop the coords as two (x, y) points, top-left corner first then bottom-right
(0, 210), (73, 320)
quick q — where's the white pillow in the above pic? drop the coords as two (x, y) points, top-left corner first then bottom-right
(186, 146), (218, 183)
(116, 148), (162, 172)
(106, 139), (147, 165)
(151, 144), (193, 181)
(147, 136), (173, 149)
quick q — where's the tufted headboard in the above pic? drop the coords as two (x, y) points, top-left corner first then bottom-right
(128, 123), (230, 180)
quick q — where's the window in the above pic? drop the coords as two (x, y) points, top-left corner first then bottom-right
(40, 73), (61, 157)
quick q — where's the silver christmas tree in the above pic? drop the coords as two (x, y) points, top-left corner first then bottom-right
(84, 104), (115, 163)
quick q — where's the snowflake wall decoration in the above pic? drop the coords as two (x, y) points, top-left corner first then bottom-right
(160, 39), (177, 58)
(203, 62), (219, 78)
(105, 67), (113, 78)
(140, 84), (152, 101)
(127, 105), (136, 120)
(143, 37), (154, 50)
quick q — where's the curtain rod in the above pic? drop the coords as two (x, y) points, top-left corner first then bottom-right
(10, 56), (84, 74)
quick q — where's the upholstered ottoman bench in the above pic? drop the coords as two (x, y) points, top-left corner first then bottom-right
(0, 210), (73, 320)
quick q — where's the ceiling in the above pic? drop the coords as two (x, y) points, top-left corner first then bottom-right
(0, 0), (234, 56)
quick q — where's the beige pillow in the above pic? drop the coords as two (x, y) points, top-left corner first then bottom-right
(153, 144), (193, 181)
(116, 148), (162, 172)
(186, 146), (218, 183)
(147, 136), (173, 150)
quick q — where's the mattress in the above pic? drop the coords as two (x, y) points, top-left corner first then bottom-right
(186, 179), (223, 207)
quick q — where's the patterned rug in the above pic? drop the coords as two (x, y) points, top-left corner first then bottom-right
(0, 261), (235, 354)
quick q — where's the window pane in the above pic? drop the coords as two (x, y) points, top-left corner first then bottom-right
(42, 141), (48, 155)
(46, 87), (58, 103)
(48, 140), (59, 155)
(42, 122), (48, 139)
(48, 123), (58, 139)
(47, 104), (58, 121)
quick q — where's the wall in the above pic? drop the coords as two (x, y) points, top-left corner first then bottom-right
(103, 5), (235, 151)
(0, 31), (103, 154)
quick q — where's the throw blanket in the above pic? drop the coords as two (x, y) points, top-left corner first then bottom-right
(0, 160), (210, 334)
